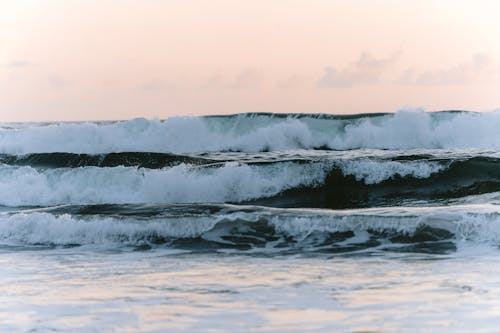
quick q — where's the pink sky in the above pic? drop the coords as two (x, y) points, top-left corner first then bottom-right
(1, 0), (499, 121)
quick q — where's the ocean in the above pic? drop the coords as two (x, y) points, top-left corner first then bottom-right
(0, 110), (499, 332)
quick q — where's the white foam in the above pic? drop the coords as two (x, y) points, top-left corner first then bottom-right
(328, 110), (500, 150)
(337, 159), (445, 184)
(0, 157), (449, 206)
(0, 205), (499, 247)
(0, 110), (498, 154)
(269, 205), (500, 242)
(0, 163), (329, 206)
(0, 213), (218, 246)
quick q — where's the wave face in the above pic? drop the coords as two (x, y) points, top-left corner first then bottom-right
(1, 204), (499, 254)
(0, 110), (499, 154)
(1, 110), (499, 254)
(0, 155), (497, 209)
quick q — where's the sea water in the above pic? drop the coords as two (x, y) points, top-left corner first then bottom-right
(0, 110), (499, 332)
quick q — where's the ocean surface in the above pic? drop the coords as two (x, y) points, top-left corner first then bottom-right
(1, 110), (500, 332)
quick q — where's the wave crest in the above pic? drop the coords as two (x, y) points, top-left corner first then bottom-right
(0, 158), (450, 207)
(1, 110), (499, 154)
(1, 205), (499, 254)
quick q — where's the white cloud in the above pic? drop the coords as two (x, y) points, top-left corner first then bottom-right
(318, 52), (400, 88)
(2, 60), (32, 68)
(398, 53), (497, 85)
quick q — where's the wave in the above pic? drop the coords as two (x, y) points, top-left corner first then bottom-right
(0, 110), (499, 154)
(1, 204), (499, 254)
(0, 152), (215, 168)
(0, 157), (497, 208)
(285, 156), (500, 208)
(0, 162), (329, 207)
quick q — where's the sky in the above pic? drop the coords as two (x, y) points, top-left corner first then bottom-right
(1, 0), (499, 121)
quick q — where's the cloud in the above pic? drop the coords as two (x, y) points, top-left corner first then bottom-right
(2, 60), (32, 68)
(398, 53), (497, 85)
(318, 52), (400, 88)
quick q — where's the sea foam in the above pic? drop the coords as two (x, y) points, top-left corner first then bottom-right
(1, 204), (499, 247)
(0, 110), (498, 154)
(0, 159), (444, 206)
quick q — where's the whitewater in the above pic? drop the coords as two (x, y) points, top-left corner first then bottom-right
(1, 109), (500, 154)
(1, 110), (500, 332)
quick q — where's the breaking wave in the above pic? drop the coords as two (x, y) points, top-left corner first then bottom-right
(0, 156), (497, 208)
(1, 110), (499, 255)
(0, 110), (499, 154)
(1, 204), (499, 254)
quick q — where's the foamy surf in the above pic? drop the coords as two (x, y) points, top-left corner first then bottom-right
(0, 110), (499, 154)
(0, 110), (498, 255)
(1, 110), (499, 333)
(1, 204), (499, 254)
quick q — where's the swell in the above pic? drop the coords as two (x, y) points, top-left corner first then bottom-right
(0, 110), (499, 154)
(0, 152), (216, 168)
(1, 203), (499, 254)
(254, 156), (500, 209)
(0, 157), (497, 208)
(0, 162), (329, 207)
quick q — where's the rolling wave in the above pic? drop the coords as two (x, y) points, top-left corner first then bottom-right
(0, 157), (497, 208)
(0, 162), (329, 207)
(0, 110), (499, 154)
(1, 110), (499, 254)
(1, 203), (499, 254)
(258, 156), (500, 209)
